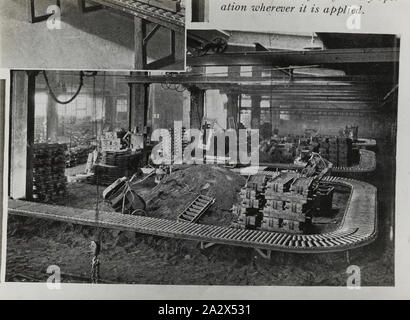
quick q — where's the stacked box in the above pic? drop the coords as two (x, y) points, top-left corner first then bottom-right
(91, 150), (142, 186)
(232, 174), (266, 230)
(311, 184), (334, 215)
(101, 131), (122, 152)
(337, 137), (353, 167)
(261, 173), (313, 234)
(318, 137), (352, 167)
(32, 143), (68, 202)
(102, 150), (132, 167)
(66, 146), (96, 167)
(318, 137), (330, 161)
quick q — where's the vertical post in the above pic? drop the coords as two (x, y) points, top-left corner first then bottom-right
(134, 17), (146, 70)
(251, 66), (262, 129)
(226, 94), (239, 129)
(129, 82), (148, 133)
(227, 66), (240, 129)
(26, 72), (37, 201)
(129, 72), (149, 165)
(10, 72), (27, 199)
(189, 86), (204, 130)
(27, 0), (35, 23)
(104, 94), (116, 132)
(46, 72), (59, 142)
(9, 71), (37, 200)
(192, 0), (209, 22)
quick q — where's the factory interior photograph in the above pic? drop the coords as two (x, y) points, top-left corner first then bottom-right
(5, 30), (399, 286)
(0, 79), (4, 272)
(0, 0), (186, 70)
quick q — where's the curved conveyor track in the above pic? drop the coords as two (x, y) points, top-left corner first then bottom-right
(257, 149), (376, 177)
(8, 177), (377, 253)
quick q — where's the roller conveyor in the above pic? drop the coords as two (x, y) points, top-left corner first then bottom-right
(8, 177), (377, 253)
(87, 0), (185, 32)
(27, 0), (185, 32)
(248, 149), (376, 177)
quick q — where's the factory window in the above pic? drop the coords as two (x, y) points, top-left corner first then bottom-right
(116, 99), (127, 113)
(261, 70), (271, 77)
(116, 98), (128, 127)
(261, 100), (270, 108)
(280, 111), (290, 121)
(241, 94), (251, 108)
(240, 66), (253, 77)
(261, 109), (271, 123)
(205, 66), (228, 77)
(240, 109), (252, 128)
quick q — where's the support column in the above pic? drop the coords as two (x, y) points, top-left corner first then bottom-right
(271, 100), (280, 135)
(46, 72), (58, 142)
(227, 66), (240, 129)
(251, 95), (262, 129)
(134, 17), (146, 70)
(226, 93), (239, 129)
(192, 0), (209, 22)
(251, 66), (262, 129)
(189, 86), (204, 129)
(104, 94), (116, 131)
(129, 82), (149, 133)
(10, 71), (37, 200)
(129, 71), (149, 165)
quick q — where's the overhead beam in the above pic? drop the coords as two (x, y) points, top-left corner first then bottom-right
(120, 74), (393, 85)
(187, 47), (400, 67)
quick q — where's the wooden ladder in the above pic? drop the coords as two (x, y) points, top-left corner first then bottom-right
(177, 194), (215, 223)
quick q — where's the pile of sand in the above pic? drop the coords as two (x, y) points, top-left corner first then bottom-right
(146, 165), (246, 226)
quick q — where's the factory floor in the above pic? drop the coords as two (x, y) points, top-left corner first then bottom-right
(0, 0), (185, 70)
(5, 144), (395, 286)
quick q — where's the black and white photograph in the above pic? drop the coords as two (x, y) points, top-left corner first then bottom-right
(3, 30), (399, 287)
(0, 0), (186, 71)
(191, 0), (209, 23)
(0, 78), (4, 276)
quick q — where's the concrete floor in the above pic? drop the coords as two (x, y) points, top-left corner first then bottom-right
(0, 0), (185, 70)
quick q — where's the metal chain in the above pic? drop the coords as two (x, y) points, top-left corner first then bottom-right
(91, 255), (100, 284)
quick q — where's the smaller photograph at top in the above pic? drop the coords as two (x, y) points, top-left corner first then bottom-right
(191, 0), (209, 23)
(0, 0), (186, 71)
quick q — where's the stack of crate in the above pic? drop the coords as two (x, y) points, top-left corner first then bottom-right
(311, 183), (334, 216)
(92, 149), (142, 186)
(337, 137), (353, 167)
(318, 136), (352, 167)
(261, 173), (313, 234)
(100, 132), (122, 152)
(32, 143), (67, 202)
(318, 137), (330, 161)
(327, 137), (339, 165)
(232, 175), (266, 230)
